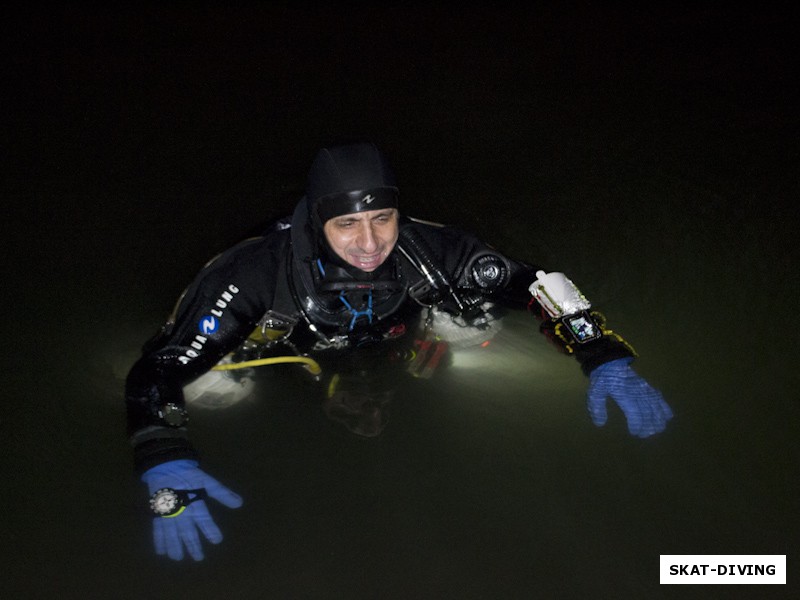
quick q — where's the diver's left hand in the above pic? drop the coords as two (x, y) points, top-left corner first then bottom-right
(587, 357), (673, 437)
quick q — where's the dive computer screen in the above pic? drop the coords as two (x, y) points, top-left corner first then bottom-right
(562, 312), (602, 343)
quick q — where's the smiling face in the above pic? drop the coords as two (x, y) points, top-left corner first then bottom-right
(322, 208), (400, 272)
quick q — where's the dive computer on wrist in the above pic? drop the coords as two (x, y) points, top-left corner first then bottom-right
(157, 403), (189, 427)
(560, 310), (603, 344)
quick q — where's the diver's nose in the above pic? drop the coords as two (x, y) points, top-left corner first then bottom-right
(357, 222), (379, 253)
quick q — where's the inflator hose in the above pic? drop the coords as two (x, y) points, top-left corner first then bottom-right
(211, 355), (322, 375)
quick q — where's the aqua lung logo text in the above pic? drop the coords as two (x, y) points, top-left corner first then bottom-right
(178, 284), (239, 364)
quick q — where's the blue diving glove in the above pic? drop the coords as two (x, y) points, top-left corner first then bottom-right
(587, 357), (673, 438)
(142, 459), (243, 561)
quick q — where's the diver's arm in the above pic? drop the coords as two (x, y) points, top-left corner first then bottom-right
(454, 244), (634, 374)
(125, 238), (279, 473)
(407, 220), (670, 437)
(522, 269), (635, 374)
(400, 220), (635, 374)
(124, 237), (282, 562)
(523, 268), (672, 436)
(125, 316), (257, 473)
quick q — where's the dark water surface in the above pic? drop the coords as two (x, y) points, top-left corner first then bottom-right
(4, 6), (797, 599)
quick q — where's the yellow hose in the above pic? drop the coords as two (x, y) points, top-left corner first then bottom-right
(211, 355), (322, 375)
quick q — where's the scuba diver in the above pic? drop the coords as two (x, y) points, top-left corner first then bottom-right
(125, 142), (673, 561)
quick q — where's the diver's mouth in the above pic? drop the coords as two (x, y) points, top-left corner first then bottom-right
(350, 252), (384, 271)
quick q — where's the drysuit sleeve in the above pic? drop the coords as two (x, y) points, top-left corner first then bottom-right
(125, 236), (282, 473)
(422, 223), (634, 375)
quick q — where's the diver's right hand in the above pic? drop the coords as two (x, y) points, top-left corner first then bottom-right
(141, 459), (243, 561)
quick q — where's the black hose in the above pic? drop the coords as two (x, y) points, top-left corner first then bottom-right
(398, 226), (465, 311)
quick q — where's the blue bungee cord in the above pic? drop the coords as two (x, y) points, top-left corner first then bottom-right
(318, 259), (374, 330)
(338, 291), (373, 330)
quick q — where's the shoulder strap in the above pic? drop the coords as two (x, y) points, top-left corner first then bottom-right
(255, 236), (300, 330)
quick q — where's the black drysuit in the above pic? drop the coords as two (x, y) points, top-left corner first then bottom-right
(125, 201), (632, 473)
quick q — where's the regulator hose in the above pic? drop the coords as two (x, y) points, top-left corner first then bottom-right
(398, 226), (465, 311)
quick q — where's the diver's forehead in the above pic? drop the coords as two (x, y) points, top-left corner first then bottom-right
(328, 208), (397, 222)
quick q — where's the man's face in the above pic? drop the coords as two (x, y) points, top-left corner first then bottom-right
(323, 208), (399, 272)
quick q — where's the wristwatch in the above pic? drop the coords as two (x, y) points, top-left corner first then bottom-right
(157, 403), (189, 427)
(149, 487), (207, 517)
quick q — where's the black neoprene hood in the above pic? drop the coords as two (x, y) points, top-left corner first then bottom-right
(305, 142), (399, 225)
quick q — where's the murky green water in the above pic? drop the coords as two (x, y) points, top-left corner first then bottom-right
(4, 6), (797, 599)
